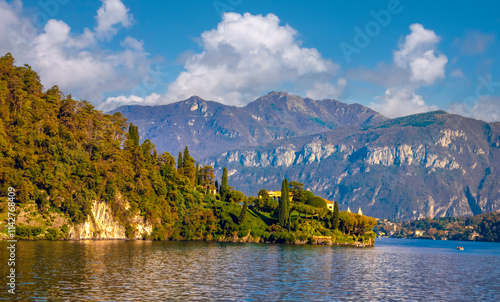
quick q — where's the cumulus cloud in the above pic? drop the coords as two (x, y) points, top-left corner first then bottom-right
(371, 89), (438, 118)
(163, 12), (343, 106)
(95, 0), (133, 40)
(448, 97), (500, 123)
(0, 0), (151, 103)
(348, 24), (447, 118)
(394, 24), (447, 85)
(306, 78), (347, 100)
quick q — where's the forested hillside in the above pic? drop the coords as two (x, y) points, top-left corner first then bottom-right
(0, 54), (376, 245)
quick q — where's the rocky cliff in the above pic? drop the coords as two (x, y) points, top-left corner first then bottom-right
(69, 199), (152, 240)
(116, 93), (500, 220)
(205, 111), (500, 220)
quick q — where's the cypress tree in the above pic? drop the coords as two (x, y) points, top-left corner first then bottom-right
(128, 124), (139, 146)
(279, 178), (289, 228)
(177, 151), (182, 170)
(333, 201), (340, 230)
(220, 167), (229, 202)
(195, 162), (199, 186)
(238, 199), (248, 224)
(215, 180), (219, 194)
(182, 146), (196, 185)
(284, 178), (290, 228)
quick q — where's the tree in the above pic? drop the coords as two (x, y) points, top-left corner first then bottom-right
(220, 167), (229, 202)
(289, 181), (304, 203)
(258, 189), (269, 200)
(339, 211), (359, 235)
(238, 199), (248, 224)
(177, 151), (183, 170)
(229, 190), (245, 204)
(128, 124), (139, 146)
(158, 152), (176, 167)
(279, 178), (289, 228)
(200, 166), (215, 189)
(333, 201), (340, 230)
(215, 180), (219, 194)
(182, 146), (196, 185)
(195, 163), (200, 186)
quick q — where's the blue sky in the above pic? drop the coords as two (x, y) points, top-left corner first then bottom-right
(1, 0), (499, 121)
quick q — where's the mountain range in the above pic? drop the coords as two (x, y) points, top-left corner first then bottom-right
(114, 92), (500, 220)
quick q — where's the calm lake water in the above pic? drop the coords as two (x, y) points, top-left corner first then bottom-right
(1, 238), (499, 301)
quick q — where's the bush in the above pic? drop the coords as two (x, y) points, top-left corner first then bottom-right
(261, 231), (271, 240)
(61, 224), (69, 234)
(270, 231), (296, 243)
(251, 228), (263, 238)
(15, 225), (44, 239)
(45, 228), (60, 240)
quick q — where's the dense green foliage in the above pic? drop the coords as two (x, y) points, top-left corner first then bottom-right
(375, 211), (500, 242)
(305, 196), (328, 209)
(128, 124), (139, 146)
(370, 110), (447, 129)
(0, 54), (378, 244)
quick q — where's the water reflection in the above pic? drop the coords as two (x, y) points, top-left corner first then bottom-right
(0, 239), (499, 301)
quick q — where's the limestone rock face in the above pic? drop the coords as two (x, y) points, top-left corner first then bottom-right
(118, 93), (500, 220)
(206, 111), (500, 220)
(69, 200), (152, 240)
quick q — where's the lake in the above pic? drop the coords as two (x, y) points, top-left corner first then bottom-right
(1, 238), (499, 301)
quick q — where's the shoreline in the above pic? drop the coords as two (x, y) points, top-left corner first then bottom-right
(0, 236), (375, 247)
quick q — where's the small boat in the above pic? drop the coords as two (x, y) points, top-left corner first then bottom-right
(457, 246), (464, 251)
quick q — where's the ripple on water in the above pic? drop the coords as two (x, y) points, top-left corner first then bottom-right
(0, 239), (499, 301)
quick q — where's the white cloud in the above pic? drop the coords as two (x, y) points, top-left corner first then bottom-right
(394, 24), (447, 85)
(100, 93), (161, 112)
(163, 12), (342, 106)
(0, 0), (152, 103)
(95, 0), (133, 40)
(448, 97), (500, 123)
(348, 24), (447, 117)
(371, 88), (438, 118)
(121, 36), (143, 51)
(306, 78), (347, 100)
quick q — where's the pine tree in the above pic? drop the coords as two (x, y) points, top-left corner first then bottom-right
(333, 201), (340, 230)
(220, 167), (229, 202)
(279, 178), (289, 228)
